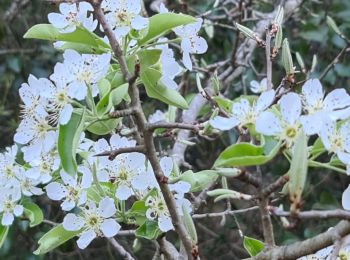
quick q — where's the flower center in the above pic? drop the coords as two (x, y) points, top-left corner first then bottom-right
(330, 135), (343, 153)
(286, 127), (297, 138)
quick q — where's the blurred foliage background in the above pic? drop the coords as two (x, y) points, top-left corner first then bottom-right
(1, 0), (350, 259)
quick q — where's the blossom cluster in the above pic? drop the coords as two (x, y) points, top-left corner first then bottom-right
(210, 78), (350, 209)
(0, 0), (209, 250)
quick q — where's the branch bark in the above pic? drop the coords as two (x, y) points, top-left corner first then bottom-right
(248, 220), (350, 260)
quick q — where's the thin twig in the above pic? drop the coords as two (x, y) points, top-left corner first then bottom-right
(193, 206), (259, 219)
(94, 145), (145, 160)
(271, 208), (350, 220)
(108, 238), (135, 260)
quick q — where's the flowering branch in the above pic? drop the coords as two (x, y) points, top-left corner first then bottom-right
(89, 1), (195, 258)
(94, 145), (146, 160)
(249, 220), (350, 260)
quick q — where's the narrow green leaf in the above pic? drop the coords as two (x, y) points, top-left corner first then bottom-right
(87, 118), (121, 135)
(141, 68), (188, 109)
(179, 170), (218, 192)
(24, 24), (109, 48)
(182, 205), (198, 244)
(243, 236), (264, 256)
(214, 140), (281, 168)
(34, 224), (80, 255)
(23, 202), (43, 227)
(289, 130), (308, 213)
(109, 83), (129, 106)
(138, 13), (196, 45)
(0, 225), (9, 249)
(282, 38), (294, 75)
(58, 110), (85, 175)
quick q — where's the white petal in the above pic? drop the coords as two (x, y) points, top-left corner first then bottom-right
(13, 205), (23, 216)
(158, 215), (173, 232)
(45, 182), (67, 200)
(255, 89), (275, 112)
(2, 213), (14, 226)
(79, 166), (93, 189)
(98, 197), (116, 218)
(59, 104), (73, 125)
(131, 16), (149, 30)
(61, 199), (76, 211)
(63, 213), (85, 231)
(160, 157), (173, 177)
(182, 52), (192, 71)
(342, 185), (350, 210)
(319, 117), (335, 151)
(77, 229), (96, 249)
(48, 13), (69, 29)
(60, 170), (77, 186)
(189, 36), (208, 54)
(324, 88), (350, 111)
(340, 121), (350, 151)
(279, 93), (301, 124)
(209, 116), (238, 130)
(255, 111), (282, 136)
(115, 185), (134, 201)
(300, 113), (323, 135)
(100, 219), (121, 237)
(302, 78), (324, 108)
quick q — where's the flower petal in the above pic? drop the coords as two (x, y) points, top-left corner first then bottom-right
(63, 213), (84, 231)
(100, 219), (121, 237)
(279, 93), (301, 124)
(77, 229), (96, 249)
(342, 185), (350, 210)
(255, 89), (275, 112)
(255, 111), (282, 136)
(45, 182), (67, 201)
(98, 197), (116, 218)
(209, 116), (238, 130)
(158, 215), (173, 232)
(160, 157), (173, 177)
(2, 213), (14, 226)
(301, 78), (324, 109)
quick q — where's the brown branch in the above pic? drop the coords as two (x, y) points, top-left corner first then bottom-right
(265, 29), (273, 89)
(94, 145), (145, 160)
(193, 206), (259, 219)
(89, 2), (194, 258)
(157, 237), (180, 260)
(319, 43), (350, 80)
(271, 208), (350, 220)
(238, 170), (261, 188)
(261, 174), (289, 198)
(108, 238), (135, 260)
(248, 220), (350, 260)
(109, 107), (137, 118)
(148, 122), (201, 132)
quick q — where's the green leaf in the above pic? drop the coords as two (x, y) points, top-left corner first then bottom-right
(141, 68), (188, 109)
(243, 236), (264, 256)
(135, 221), (162, 240)
(109, 83), (129, 106)
(0, 225), (9, 249)
(56, 42), (103, 54)
(34, 224), (80, 255)
(179, 170), (218, 192)
(128, 201), (147, 226)
(212, 96), (233, 113)
(289, 130), (308, 213)
(182, 205), (197, 244)
(24, 24), (109, 48)
(87, 118), (121, 135)
(23, 202), (43, 227)
(214, 139), (281, 168)
(138, 13), (196, 45)
(58, 110), (85, 175)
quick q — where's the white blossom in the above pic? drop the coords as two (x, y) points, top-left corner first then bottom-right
(157, 38), (182, 89)
(256, 93), (301, 146)
(48, 2), (97, 33)
(210, 89), (275, 131)
(145, 194), (173, 232)
(102, 0), (149, 39)
(0, 187), (23, 226)
(173, 18), (208, 70)
(148, 110), (167, 124)
(300, 78), (350, 135)
(249, 78), (269, 93)
(319, 118), (350, 174)
(46, 168), (92, 211)
(63, 197), (120, 249)
(50, 50), (111, 101)
(19, 75), (48, 121)
(0, 145), (22, 188)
